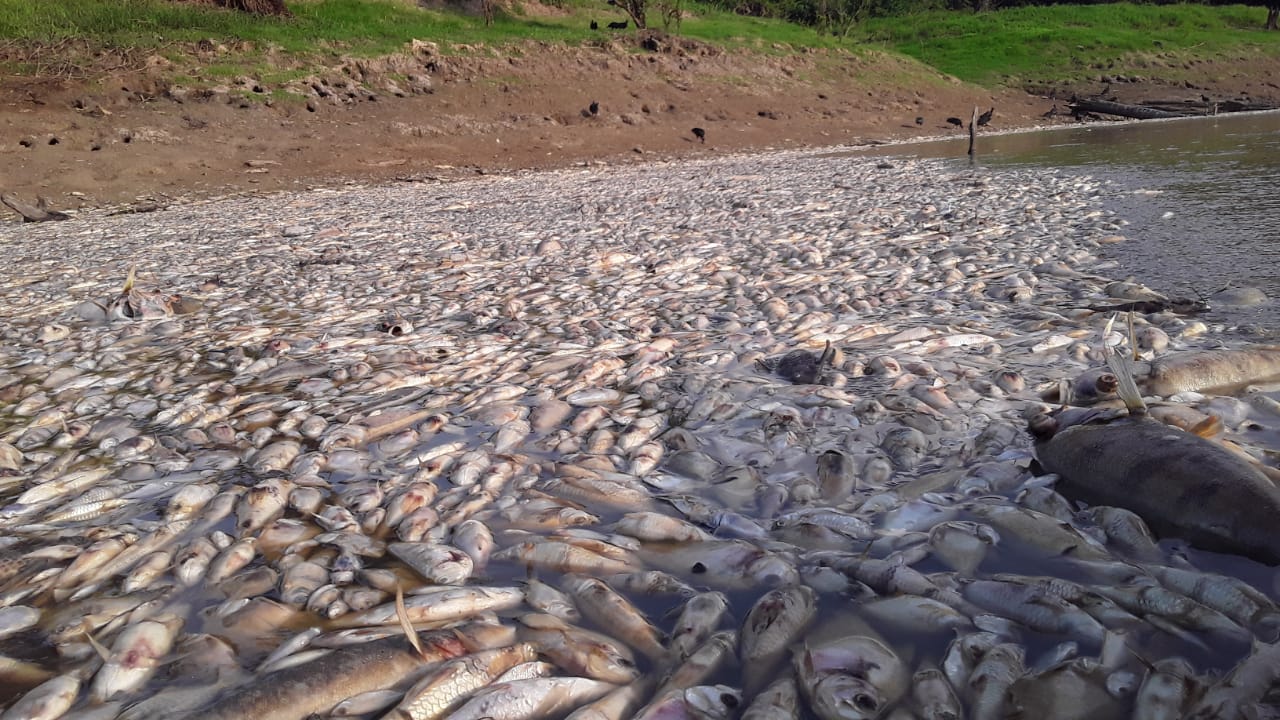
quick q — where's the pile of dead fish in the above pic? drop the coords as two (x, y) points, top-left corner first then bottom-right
(1, 150), (1280, 720)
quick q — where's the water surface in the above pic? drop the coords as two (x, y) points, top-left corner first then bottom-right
(852, 111), (1280, 334)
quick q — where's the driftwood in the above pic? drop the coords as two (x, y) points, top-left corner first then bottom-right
(1068, 98), (1188, 120)
(967, 106), (978, 157)
(1, 193), (69, 223)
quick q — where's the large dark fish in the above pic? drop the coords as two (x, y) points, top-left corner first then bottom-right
(1030, 351), (1280, 566)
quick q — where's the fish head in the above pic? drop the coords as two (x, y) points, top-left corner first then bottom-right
(683, 684), (741, 719)
(745, 553), (799, 587)
(1027, 405), (1129, 443)
(584, 639), (640, 683)
(809, 672), (885, 720)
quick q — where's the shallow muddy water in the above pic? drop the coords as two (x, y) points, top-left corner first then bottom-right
(852, 110), (1280, 335)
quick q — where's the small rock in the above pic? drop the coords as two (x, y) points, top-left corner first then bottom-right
(1211, 286), (1268, 307)
(282, 225), (310, 237)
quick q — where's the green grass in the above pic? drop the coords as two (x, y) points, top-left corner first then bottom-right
(0, 0), (585, 56)
(851, 3), (1280, 85)
(0, 0), (1276, 88)
(0, 0), (842, 55)
(677, 3), (840, 49)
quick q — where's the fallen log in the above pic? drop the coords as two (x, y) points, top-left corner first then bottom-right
(1, 193), (69, 223)
(1068, 98), (1189, 120)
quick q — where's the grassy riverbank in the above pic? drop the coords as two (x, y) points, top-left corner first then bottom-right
(1, 0), (1276, 87)
(854, 3), (1279, 85)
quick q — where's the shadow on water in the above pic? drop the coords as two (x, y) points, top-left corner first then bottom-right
(841, 111), (1280, 334)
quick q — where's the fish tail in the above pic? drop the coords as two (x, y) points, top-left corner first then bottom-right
(1105, 347), (1147, 416)
(122, 264), (136, 293)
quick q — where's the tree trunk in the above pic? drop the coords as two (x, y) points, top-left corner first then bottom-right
(216, 0), (291, 16)
(1267, 6), (1279, 30)
(623, 0), (647, 29)
(1068, 98), (1188, 120)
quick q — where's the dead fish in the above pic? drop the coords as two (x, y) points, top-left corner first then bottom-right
(1132, 657), (1198, 720)
(1030, 352), (1280, 565)
(910, 667), (961, 720)
(180, 623), (512, 720)
(742, 674), (800, 720)
(639, 539), (798, 590)
(386, 643), (540, 720)
(657, 630), (737, 695)
(794, 633), (908, 720)
(563, 677), (654, 720)
(633, 685), (742, 720)
(1007, 657), (1125, 720)
(740, 585), (818, 696)
(447, 676), (617, 720)
(91, 613), (185, 702)
(563, 575), (668, 661)
(668, 591), (731, 660)
(388, 542), (474, 585)
(967, 643), (1024, 720)
(1142, 346), (1280, 396)
(758, 342), (836, 385)
(516, 613), (640, 684)
(1052, 346), (1280, 403)
(337, 586), (524, 627)
(1, 673), (80, 720)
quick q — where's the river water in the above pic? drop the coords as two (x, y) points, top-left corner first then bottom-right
(852, 111), (1280, 335)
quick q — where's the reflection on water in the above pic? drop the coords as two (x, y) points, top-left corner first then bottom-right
(850, 111), (1280, 334)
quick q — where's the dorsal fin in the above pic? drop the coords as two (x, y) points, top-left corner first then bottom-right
(1189, 415), (1224, 439)
(1105, 347), (1147, 417)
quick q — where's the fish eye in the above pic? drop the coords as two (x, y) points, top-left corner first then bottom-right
(853, 694), (878, 711)
(691, 562), (707, 574)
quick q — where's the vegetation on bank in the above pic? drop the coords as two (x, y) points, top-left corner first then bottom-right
(855, 2), (1279, 84)
(0, 0), (1276, 87)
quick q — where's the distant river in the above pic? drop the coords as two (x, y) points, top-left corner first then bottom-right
(851, 111), (1280, 335)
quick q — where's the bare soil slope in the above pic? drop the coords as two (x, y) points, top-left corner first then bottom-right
(2, 33), (1276, 214)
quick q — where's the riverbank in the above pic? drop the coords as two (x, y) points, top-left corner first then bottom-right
(4, 32), (1280, 216)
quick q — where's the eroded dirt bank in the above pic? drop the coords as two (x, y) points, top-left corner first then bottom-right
(2, 34), (1278, 214)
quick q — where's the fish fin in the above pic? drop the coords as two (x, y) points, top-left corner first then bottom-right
(1190, 415), (1224, 439)
(81, 623), (113, 663)
(819, 341), (835, 368)
(394, 585), (426, 660)
(1058, 378), (1073, 408)
(122, 265), (136, 294)
(1105, 347), (1147, 417)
